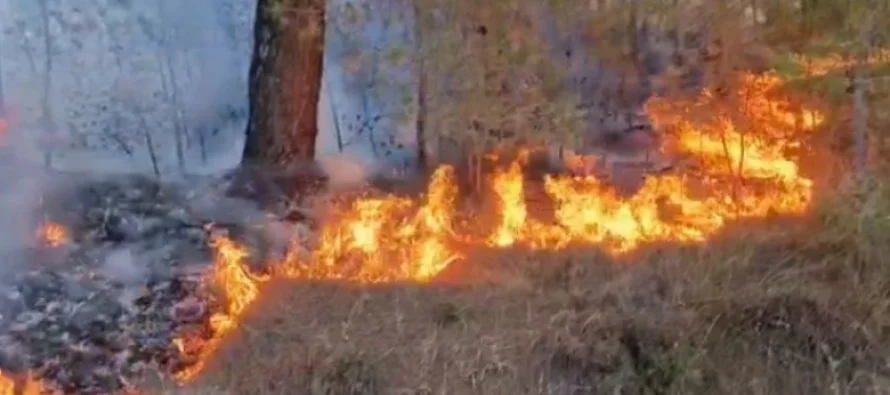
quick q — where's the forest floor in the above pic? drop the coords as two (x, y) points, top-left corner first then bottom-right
(153, 185), (890, 395)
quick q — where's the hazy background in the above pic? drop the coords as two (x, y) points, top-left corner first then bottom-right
(0, 0), (418, 176)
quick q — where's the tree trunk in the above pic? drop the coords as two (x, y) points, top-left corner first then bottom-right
(243, 0), (326, 165)
(37, 0), (55, 168)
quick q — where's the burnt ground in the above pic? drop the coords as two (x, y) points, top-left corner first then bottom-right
(0, 163), (333, 394)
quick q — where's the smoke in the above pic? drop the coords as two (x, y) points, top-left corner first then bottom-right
(0, 0), (253, 175)
(316, 153), (377, 192)
(0, 138), (55, 277)
(99, 248), (148, 286)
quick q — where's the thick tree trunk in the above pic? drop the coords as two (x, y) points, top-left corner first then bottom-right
(243, 0), (326, 165)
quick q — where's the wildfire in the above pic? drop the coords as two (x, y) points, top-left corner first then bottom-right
(36, 222), (68, 247)
(174, 166), (461, 382)
(174, 72), (825, 382)
(488, 73), (820, 253)
(0, 370), (45, 395)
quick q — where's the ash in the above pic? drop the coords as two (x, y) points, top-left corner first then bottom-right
(0, 167), (320, 394)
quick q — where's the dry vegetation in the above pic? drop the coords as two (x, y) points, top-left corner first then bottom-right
(158, 183), (890, 395)
(150, 0), (890, 394)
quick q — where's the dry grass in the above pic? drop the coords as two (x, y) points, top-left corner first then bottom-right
(158, 180), (890, 395)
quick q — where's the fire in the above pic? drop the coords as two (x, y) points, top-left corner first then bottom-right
(276, 164), (461, 282)
(0, 370), (45, 395)
(36, 222), (68, 247)
(175, 166), (461, 382)
(173, 231), (268, 382)
(487, 72), (820, 253)
(175, 72), (825, 382)
(490, 160), (527, 247)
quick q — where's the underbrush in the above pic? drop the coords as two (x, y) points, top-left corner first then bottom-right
(156, 180), (890, 395)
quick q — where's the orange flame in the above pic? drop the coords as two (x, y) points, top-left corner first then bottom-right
(0, 370), (46, 395)
(175, 166), (461, 382)
(276, 164), (461, 282)
(173, 232), (268, 382)
(485, 73), (819, 253)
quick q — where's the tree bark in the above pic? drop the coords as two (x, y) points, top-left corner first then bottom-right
(243, 0), (326, 165)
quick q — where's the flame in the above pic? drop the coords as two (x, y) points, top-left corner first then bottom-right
(276, 164), (461, 282)
(175, 166), (461, 382)
(489, 72), (820, 253)
(0, 370), (45, 395)
(36, 222), (68, 247)
(174, 72), (825, 382)
(490, 160), (527, 247)
(173, 232), (268, 382)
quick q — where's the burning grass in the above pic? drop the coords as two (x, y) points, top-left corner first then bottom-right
(169, 195), (890, 394)
(161, 71), (847, 389)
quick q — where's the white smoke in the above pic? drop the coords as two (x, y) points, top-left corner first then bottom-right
(316, 153), (377, 192)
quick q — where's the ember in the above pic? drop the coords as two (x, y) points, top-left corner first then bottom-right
(36, 222), (68, 247)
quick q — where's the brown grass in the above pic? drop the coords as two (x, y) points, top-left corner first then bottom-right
(156, 180), (890, 395)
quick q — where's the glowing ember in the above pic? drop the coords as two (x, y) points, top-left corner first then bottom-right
(0, 370), (45, 395)
(36, 222), (68, 247)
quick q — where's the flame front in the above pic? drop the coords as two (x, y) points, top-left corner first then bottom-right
(173, 233), (268, 382)
(175, 72), (824, 382)
(489, 73), (819, 253)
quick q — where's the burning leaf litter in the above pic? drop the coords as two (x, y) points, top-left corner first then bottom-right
(0, 72), (825, 393)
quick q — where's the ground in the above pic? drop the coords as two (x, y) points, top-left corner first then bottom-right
(150, 191), (890, 395)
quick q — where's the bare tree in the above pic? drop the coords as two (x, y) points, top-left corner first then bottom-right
(412, 0), (428, 170)
(36, 0), (55, 167)
(243, 0), (326, 165)
(156, 0), (188, 172)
